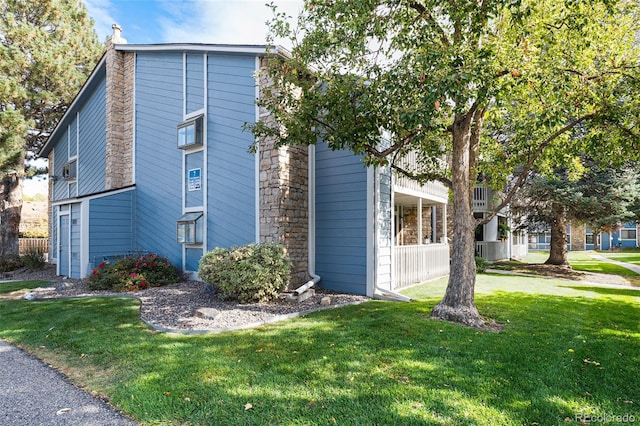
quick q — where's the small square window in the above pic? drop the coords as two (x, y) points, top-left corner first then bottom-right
(620, 229), (636, 240)
(177, 212), (203, 244)
(62, 160), (77, 180)
(177, 115), (203, 149)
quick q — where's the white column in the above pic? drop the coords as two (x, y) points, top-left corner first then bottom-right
(431, 205), (437, 243)
(417, 198), (422, 245)
(442, 204), (447, 244)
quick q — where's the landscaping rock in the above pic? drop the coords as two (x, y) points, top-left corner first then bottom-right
(320, 296), (331, 306)
(194, 307), (220, 320)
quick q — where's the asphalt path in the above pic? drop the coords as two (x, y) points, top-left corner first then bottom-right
(0, 339), (138, 426)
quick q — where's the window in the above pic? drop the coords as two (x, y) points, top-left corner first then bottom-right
(620, 229), (636, 240)
(585, 234), (594, 244)
(177, 115), (203, 149)
(176, 212), (203, 244)
(62, 160), (77, 180)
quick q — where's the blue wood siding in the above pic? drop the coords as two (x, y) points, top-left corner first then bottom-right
(186, 54), (205, 114)
(315, 144), (368, 295)
(206, 54), (256, 248)
(185, 247), (202, 271)
(88, 190), (135, 268)
(50, 78), (106, 200)
(185, 151), (204, 208)
(52, 129), (70, 201)
(70, 204), (81, 278)
(51, 208), (58, 262)
(134, 52), (185, 267)
(78, 79), (106, 196)
(69, 119), (77, 157)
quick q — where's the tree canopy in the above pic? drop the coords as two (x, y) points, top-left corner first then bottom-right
(0, 0), (103, 257)
(514, 160), (640, 265)
(253, 0), (640, 327)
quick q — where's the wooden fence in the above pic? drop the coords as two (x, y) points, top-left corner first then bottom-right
(19, 238), (48, 255)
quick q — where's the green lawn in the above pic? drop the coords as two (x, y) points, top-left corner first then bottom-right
(520, 250), (640, 278)
(0, 280), (50, 294)
(599, 249), (640, 266)
(0, 275), (638, 425)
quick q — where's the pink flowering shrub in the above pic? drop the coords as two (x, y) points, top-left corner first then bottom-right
(88, 253), (184, 292)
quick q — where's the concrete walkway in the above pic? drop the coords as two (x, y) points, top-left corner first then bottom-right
(588, 253), (640, 275)
(0, 339), (138, 426)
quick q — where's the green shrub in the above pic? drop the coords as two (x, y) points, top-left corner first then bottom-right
(88, 253), (184, 292)
(21, 248), (46, 271)
(475, 256), (489, 273)
(198, 243), (292, 303)
(0, 255), (24, 273)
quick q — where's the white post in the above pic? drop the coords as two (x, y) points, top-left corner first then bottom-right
(417, 198), (423, 245)
(442, 203), (448, 243)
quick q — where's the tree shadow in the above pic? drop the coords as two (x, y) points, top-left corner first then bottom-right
(561, 285), (640, 298)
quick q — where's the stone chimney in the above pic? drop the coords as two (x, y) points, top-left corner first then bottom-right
(257, 58), (309, 289)
(104, 24), (133, 190)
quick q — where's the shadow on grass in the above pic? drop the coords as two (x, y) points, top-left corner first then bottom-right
(561, 285), (640, 298)
(0, 293), (638, 425)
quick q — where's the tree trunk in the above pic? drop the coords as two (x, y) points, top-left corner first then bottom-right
(545, 202), (570, 266)
(432, 113), (484, 328)
(0, 170), (23, 259)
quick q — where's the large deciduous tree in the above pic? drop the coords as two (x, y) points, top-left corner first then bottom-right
(0, 0), (103, 258)
(252, 0), (640, 327)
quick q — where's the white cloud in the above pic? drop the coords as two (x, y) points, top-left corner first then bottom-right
(158, 0), (302, 45)
(83, 0), (117, 41)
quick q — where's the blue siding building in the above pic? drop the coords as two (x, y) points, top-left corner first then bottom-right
(40, 29), (451, 296)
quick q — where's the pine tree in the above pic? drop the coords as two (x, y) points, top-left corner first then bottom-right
(0, 0), (103, 258)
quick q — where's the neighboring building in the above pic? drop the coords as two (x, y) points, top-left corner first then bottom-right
(472, 185), (528, 261)
(39, 27), (450, 296)
(529, 221), (639, 251)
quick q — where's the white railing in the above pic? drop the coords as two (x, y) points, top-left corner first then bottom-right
(473, 186), (489, 211)
(473, 185), (507, 213)
(528, 243), (550, 251)
(394, 151), (449, 200)
(393, 244), (450, 289)
(475, 241), (509, 262)
(511, 243), (528, 259)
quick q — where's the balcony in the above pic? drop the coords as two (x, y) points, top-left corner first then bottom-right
(393, 151), (449, 202)
(473, 185), (507, 214)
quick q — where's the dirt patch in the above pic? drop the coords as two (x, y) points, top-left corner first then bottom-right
(490, 262), (636, 286)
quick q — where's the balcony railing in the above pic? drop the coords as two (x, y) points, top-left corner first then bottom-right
(393, 244), (450, 289)
(393, 151), (449, 201)
(473, 185), (507, 213)
(475, 241), (509, 262)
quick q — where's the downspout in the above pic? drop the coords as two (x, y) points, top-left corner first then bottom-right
(306, 144), (321, 288)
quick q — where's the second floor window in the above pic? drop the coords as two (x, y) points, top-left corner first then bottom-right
(177, 115), (203, 149)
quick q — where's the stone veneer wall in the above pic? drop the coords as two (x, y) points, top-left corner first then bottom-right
(397, 205), (433, 245)
(570, 223), (586, 251)
(257, 58), (309, 288)
(104, 37), (134, 190)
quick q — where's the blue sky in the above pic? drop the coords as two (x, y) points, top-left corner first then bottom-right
(25, 0), (304, 195)
(83, 0), (303, 45)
